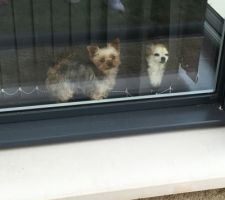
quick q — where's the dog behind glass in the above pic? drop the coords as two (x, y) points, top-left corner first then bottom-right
(146, 43), (169, 89)
(46, 38), (121, 102)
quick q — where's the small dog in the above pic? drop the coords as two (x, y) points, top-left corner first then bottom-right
(46, 38), (121, 102)
(146, 43), (169, 88)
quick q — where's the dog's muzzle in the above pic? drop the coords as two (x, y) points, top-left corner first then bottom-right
(160, 57), (166, 63)
(106, 61), (114, 68)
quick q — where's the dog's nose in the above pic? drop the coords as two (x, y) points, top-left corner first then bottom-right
(107, 61), (113, 67)
(161, 57), (166, 63)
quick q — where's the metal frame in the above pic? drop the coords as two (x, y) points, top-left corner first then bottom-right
(0, 103), (225, 149)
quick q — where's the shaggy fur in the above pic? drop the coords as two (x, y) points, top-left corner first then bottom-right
(46, 38), (121, 102)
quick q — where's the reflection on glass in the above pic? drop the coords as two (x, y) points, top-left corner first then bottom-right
(0, 0), (223, 110)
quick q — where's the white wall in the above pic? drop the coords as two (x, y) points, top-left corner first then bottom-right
(208, 0), (225, 18)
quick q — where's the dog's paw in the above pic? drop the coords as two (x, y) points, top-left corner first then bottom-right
(90, 93), (105, 100)
(56, 90), (74, 102)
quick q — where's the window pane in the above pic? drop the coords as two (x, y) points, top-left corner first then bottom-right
(0, 0), (223, 111)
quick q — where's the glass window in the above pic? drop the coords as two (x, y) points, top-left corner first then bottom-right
(0, 0), (224, 111)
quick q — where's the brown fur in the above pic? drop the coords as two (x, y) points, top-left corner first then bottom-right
(87, 38), (121, 76)
(46, 38), (121, 102)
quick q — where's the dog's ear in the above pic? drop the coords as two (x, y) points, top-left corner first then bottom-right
(108, 38), (120, 51)
(146, 44), (154, 56)
(87, 45), (99, 58)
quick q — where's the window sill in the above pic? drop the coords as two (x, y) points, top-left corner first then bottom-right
(1, 126), (225, 200)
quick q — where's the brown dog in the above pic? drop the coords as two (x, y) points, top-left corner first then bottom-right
(46, 38), (121, 102)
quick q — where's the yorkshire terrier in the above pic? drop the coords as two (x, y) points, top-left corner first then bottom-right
(46, 38), (121, 102)
(146, 43), (169, 89)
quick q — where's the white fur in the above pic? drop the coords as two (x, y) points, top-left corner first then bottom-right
(146, 44), (169, 88)
(147, 58), (166, 87)
(92, 67), (118, 100)
(46, 81), (75, 102)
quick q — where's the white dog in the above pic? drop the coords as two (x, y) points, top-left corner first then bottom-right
(146, 43), (169, 88)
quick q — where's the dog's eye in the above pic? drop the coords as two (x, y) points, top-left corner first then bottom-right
(100, 58), (105, 63)
(165, 54), (169, 57)
(111, 55), (115, 60)
(154, 53), (160, 57)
